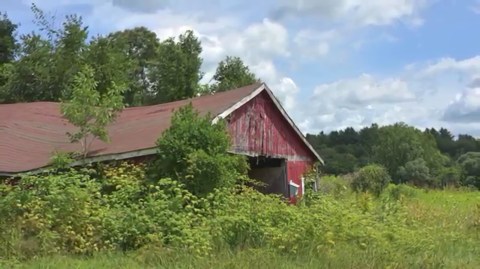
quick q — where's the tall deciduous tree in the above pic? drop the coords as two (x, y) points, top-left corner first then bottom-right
(210, 56), (259, 93)
(61, 65), (124, 158)
(373, 123), (446, 181)
(0, 12), (17, 64)
(108, 27), (160, 106)
(149, 30), (203, 103)
(457, 152), (480, 189)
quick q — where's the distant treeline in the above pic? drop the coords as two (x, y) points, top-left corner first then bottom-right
(306, 123), (480, 189)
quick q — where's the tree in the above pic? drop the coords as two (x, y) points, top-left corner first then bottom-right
(210, 56), (259, 93)
(457, 152), (480, 189)
(351, 164), (391, 197)
(397, 158), (431, 186)
(85, 35), (131, 99)
(1, 5), (89, 103)
(151, 104), (248, 196)
(455, 135), (479, 157)
(61, 65), (124, 158)
(0, 12), (18, 64)
(438, 165), (462, 188)
(373, 123), (446, 182)
(108, 27), (160, 106)
(1, 33), (53, 102)
(149, 30), (203, 104)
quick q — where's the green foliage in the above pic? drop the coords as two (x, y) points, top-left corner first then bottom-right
(373, 123), (445, 180)
(316, 175), (350, 198)
(0, 170), (105, 258)
(151, 104), (248, 196)
(438, 165), (462, 188)
(60, 65), (124, 158)
(107, 27), (159, 106)
(351, 164), (391, 196)
(457, 152), (480, 189)
(210, 56), (259, 93)
(49, 151), (75, 170)
(1, 166), (479, 268)
(149, 30), (203, 103)
(385, 184), (418, 201)
(397, 158), (431, 186)
(0, 12), (18, 64)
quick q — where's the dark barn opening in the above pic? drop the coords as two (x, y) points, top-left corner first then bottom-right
(248, 156), (287, 197)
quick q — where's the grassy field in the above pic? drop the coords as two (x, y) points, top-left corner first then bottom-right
(2, 187), (479, 269)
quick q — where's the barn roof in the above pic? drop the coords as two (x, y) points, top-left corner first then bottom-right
(0, 83), (322, 175)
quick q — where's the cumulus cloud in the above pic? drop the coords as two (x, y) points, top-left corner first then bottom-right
(443, 86), (480, 123)
(294, 29), (337, 58)
(300, 55), (480, 135)
(313, 74), (415, 109)
(112, 0), (170, 13)
(420, 56), (480, 76)
(298, 74), (419, 133)
(273, 0), (427, 26)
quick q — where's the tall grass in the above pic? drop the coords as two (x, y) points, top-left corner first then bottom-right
(1, 172), (479, 269)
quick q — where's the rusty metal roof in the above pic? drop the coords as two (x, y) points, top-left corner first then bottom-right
(0, 83), (263, 174)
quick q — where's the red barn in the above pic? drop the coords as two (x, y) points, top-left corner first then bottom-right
(0, 83), (323, 200)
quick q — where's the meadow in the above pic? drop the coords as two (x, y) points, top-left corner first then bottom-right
(1, 172), (479, 269)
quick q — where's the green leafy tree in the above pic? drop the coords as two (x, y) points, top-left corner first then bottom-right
(397, 158), (431, 186)
(0, 12), (18, 64)
(457, 152), (480, 189)
(1, 33), (53, 102)
(1, 5), (89, 103)
(108, 27), (160, 105)
(61, 65), (124, 158)
(438, 165), (462, 188)
(84, 35), (131, 99)
(373, 123), (446, 182)
(149, 30), (203, 103)
(210, 56), (259, 93)
(351, 164), (391, 196)
(151, 104), (248, 196)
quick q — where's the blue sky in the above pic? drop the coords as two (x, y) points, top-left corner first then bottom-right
(4, 0), (480, 136)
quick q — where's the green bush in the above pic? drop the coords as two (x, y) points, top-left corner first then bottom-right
(385, 184), (418, 201)
(0, 170), (105, 258)
(316, 175), (350, 198)
(150, 104), (248, 196)
(351, 164), (391, 196)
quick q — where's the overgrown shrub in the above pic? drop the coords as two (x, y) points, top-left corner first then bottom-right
(385, 184), (418, 201)
(0, 170), (105, 258)
(150, 104), (248, 196)
(351, 164), (391, 196)
(316, 175), (350, 198)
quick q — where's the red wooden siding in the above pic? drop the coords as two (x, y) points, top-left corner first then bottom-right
(227, 91), (316, 161)
(227, 90), (317, 200)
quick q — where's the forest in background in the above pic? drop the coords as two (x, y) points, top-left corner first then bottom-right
(306, 124), (480, 189)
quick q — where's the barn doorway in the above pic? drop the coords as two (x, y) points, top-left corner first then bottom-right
(248, 156), (288, 197)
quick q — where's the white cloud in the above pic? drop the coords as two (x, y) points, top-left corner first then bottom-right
(294, 29), (337, 58)
(112, 0), (170, 13)
(313, 74), (415, 109)
(300, 55), (480, 135)
(274, 0), (428, 27)
(421, 56), (480, 77)
(443, 87), (480, 122)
